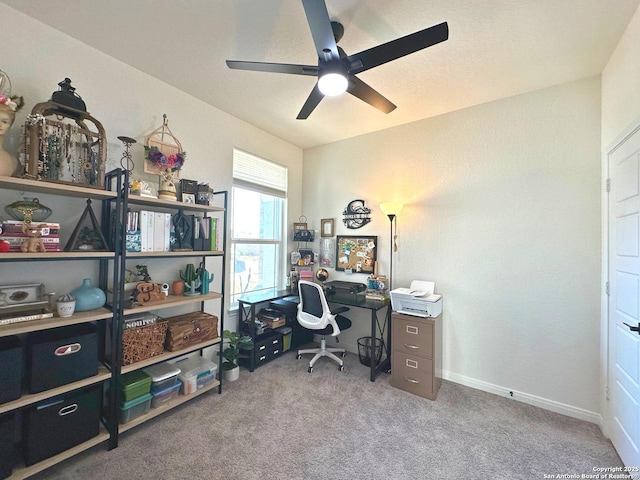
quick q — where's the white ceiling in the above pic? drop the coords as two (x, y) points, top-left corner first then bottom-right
(3, 0), (639, 149)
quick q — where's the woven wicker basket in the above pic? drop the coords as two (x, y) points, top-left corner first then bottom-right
(121, 319), (169, 366)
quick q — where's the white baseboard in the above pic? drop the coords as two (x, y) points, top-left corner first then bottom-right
(442, 370), (603, 426)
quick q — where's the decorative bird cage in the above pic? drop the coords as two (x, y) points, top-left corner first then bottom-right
(22, 79), (106, 189)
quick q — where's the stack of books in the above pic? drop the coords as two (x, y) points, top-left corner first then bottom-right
(0, 220), (61, 252)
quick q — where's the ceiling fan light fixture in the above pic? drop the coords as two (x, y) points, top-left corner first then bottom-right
(318, 72), (348, 96)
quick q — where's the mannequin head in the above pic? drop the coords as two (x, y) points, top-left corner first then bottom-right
(0, 105), (15, 136)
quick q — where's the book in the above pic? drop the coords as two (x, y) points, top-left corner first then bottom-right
(0, 311), (54, 326)
(1, 220), (61, 228)
(0, 236), (60, 244)
(210, 217), (217, 251)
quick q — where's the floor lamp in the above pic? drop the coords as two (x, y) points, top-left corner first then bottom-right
(379, 202), (403, 290)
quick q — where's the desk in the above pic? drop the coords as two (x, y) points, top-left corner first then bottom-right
(237, 288), (391, 382)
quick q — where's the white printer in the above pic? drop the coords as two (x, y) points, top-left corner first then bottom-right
(390, 280), (443, 318)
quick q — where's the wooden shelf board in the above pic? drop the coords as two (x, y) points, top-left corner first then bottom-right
(0, 251), (115, 261)
(0, 308), (113, 337)
(126, 250), (223, 258)
(127, 194), (224, 212)
(123, 292), (222, 315)
(0, 175), (117, 200)
(120, 338), (222, 374)
(9, 426), (110, 480)
(118, 380), (220, 433)
(0, 366), (112, 415)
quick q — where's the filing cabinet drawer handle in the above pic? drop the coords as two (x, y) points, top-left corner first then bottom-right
(259, 355), (266, 361)
(403, 343), (419, 350)
(406, 325), (419, 335)
(274, 349), (279, 355)
(403, 377), (419, 384)
(58, 404), (78, 416)
(259, 345), (266, 351)
(272, 339), (278, 345)
(405, 359), (419, 369)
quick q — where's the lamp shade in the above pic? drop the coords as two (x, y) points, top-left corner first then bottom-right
(318, 73), (348, 96)
(379, 202), (404, 217)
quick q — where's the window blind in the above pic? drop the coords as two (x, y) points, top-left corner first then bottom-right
(233, 148), (288, 198)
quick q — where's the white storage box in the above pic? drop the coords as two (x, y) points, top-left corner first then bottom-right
(142, 362), (181, 393)
(174, 357), (218, 395)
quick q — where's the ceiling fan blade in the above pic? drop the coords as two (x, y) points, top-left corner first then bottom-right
(297, 84), (324, 119)
(301, 0), (339, 61)
(226, 60), (319, 76)
(346, 22), (448, 75)
(347, 76), (396, 114)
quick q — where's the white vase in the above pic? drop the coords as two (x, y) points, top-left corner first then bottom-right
(223, 365), (240, 382)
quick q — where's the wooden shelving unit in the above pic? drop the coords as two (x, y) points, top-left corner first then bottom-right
(0, 173), (227, 479)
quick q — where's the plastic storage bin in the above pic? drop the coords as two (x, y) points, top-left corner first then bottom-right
(120, 370), (151, 402)
(143, 362), (181, 393)
(150, 381), (181, 408)
(0, 336), (21, 404)
(175, 357), (218, 395)
(120, 393), (152, 424)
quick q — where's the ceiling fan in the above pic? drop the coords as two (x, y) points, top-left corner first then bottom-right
(226, 0), (448, 119)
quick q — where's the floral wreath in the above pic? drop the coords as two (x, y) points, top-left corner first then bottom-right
(0, 93), (23, 112)
(144, 146), (186, 172)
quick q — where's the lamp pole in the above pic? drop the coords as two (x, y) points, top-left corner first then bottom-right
(387, 213), (396, 291)
(380, 202), (403, 291)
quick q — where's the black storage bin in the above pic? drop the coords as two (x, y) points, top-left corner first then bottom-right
(23, 385), (101, 466)
(0, 412), (16, 479)
(0, 336), (22, 404)
(269, 298), (313, 350)
(27, 323), (98, 393)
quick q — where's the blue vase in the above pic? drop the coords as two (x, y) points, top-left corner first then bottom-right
(70, 278), (106, 311)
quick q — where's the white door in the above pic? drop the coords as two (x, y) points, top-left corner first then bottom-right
(609, 124), (640, 466)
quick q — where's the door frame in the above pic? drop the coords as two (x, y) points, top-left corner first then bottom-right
(603, 116), (640, 440)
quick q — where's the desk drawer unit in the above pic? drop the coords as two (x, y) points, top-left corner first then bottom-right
(253, 333), (283, 366)
(390, 312), (442, 400)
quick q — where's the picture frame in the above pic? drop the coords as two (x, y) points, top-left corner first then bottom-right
(321, 218), (334, 237)
(335, 235), (377, 273)
(182, 193), (196, 204)
(293, 222), (307, 231)
(64, 199), (110, 252)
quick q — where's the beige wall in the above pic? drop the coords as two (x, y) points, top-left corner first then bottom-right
(303, 77), (602, 421)
(0, 4), (303, 314)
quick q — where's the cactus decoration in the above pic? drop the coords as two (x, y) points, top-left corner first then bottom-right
(181, 263), (201, 295)
(196, 262), (214, 295)
(184, 277), (201, 296)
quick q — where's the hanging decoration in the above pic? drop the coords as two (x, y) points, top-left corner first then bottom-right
(143, 114), (186, 176)
(342, 199), (371, 229)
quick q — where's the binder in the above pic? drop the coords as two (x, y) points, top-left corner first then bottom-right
(153, 212), (165, 252)
(140, 211), (150, 252)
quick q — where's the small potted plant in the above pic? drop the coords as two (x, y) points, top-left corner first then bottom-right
(219, 330), (253, 382)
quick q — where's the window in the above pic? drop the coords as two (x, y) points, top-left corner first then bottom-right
(230, 149), (287, 305)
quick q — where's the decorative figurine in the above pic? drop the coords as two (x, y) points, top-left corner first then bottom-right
(19, 222), (47, 253)
(197, 262), (214, 295)
(184, 278), (201, 296)
(0, 80), (24, 177)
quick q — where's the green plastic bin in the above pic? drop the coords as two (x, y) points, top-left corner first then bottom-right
(120, 370), (151, 402)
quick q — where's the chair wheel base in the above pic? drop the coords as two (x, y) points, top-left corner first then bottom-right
(308, 367), (313, 373)
(296, 354), (302, 360)
(339, 365), (344, 371)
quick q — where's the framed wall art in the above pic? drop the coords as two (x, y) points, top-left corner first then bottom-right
(335, 235), (377, 273)
(321, 218), (334, 237)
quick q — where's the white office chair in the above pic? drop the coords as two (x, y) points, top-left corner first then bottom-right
(296, 280), (352, 372)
